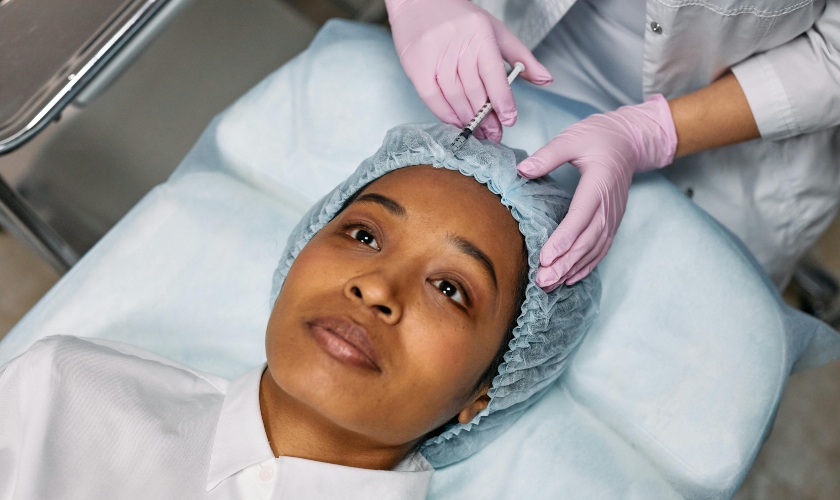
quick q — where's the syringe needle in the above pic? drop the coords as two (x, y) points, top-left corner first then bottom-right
(450, 62), (526, 152)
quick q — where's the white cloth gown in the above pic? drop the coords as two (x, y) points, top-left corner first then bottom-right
(0, 336), (433, 500)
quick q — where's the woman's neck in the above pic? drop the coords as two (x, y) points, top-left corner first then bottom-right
(258, 369), (415, 470)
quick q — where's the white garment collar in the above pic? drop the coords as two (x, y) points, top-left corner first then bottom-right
(205, 364), (434, 496)
(206, 364), (275, 491)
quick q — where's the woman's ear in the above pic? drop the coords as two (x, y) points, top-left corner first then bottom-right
(457, 388), (491, 424)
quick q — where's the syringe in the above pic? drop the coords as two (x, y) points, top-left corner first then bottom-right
(449, 62), (525, 152)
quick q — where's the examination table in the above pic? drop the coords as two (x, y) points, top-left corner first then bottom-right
(2, 20), (839, 499)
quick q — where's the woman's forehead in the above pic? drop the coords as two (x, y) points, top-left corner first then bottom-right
(355, 166), (517, 234)
(359, 166), (499, 208)
(349, 165), (525, 279)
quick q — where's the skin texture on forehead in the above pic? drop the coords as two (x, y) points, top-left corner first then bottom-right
(260, 165), (525, 470)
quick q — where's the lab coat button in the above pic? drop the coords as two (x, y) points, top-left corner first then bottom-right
(259, 466), (275, 481)
(650, 22), (663, 34)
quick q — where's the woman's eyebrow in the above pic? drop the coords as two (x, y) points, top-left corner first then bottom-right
(448, 236), (498, 289)
(353, 193), (407, 218)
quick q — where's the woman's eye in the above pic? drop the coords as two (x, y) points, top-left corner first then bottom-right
(432, 279), (465, 306)
(349, 228), (379, 250)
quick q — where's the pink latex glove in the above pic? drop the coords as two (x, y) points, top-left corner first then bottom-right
(386, 0), (553, 142)
(517, 94), (678, 290)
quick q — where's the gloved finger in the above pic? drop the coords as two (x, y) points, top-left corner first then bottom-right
(477, 111), (503, 143)
(491, 17), (553, 85)
(477, 41), (517, 127)
(458, 55), (502, 142)
(565, 238), (611, 285)
(538, 213), (605, 286)
(537, 277), (563, 293)
(516, 132), (579, 178)
(538, 185), (600, 267)
(558, 230), (609, 283)
(437, 58), (477, 128)
(535, 260), (566, 290)
(413, 73), (461, 126)
(459, 50), (490, 113)
(606, 193), (629, 240)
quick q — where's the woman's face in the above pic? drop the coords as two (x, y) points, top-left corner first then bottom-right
(265, 165), (525, 448)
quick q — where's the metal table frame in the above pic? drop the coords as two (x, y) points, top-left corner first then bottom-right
(0, 0), (190, 272)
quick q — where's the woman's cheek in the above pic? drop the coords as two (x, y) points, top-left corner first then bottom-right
(288, 240), (353, 293)
(404, 318), (477, 385)
(291, 240), (338, 277)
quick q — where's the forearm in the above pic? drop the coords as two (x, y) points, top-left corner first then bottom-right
(668, 72), (760, 158)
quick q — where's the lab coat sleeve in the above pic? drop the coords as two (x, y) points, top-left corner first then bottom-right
(731, 0), (840, 140)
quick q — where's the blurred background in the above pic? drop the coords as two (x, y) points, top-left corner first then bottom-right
(0, 0), (837, 497)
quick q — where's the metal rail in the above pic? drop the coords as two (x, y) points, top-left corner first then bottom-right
(0, 175), (78, 272)
(0, 0), (190, 273)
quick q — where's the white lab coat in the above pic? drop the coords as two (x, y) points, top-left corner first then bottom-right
(474, 0), (840, 286)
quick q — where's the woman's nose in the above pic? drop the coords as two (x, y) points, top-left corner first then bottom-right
(344, 274), (402, 324)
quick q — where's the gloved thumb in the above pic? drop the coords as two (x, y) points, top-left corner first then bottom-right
(491, 18), (552, 85)
(516, 134), (577, 178)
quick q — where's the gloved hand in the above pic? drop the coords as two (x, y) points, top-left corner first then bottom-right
(517, 95), (678, 290)
(386, 0), (552, 142)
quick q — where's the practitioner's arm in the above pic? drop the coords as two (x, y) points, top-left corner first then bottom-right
(669, 72), (759, 158)
(517, 73), (760, 289)
(517, 0), (840, 291)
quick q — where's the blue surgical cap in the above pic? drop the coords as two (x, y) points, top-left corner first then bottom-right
(269, 123), (600, 467)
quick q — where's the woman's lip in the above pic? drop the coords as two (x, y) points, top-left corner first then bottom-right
(307, 317), (381, 372)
